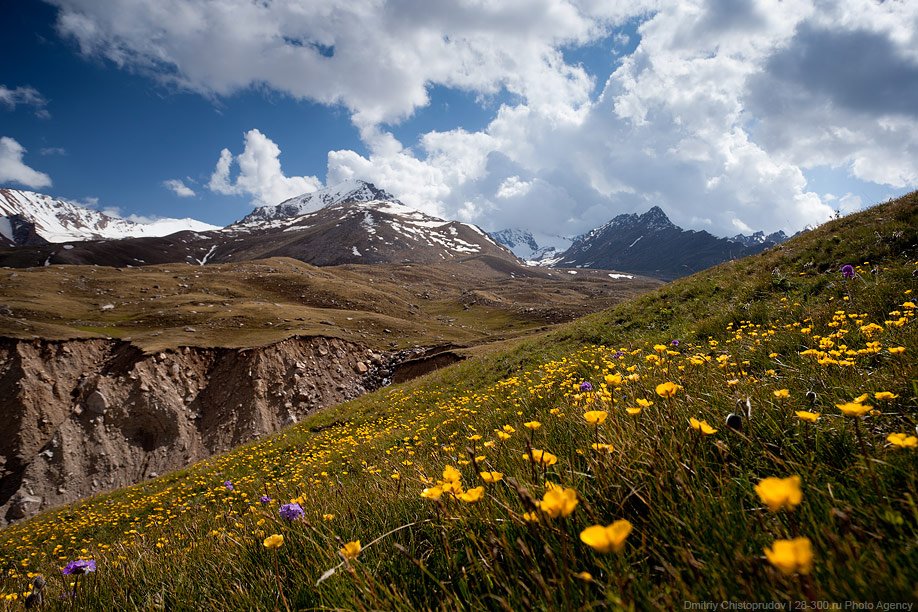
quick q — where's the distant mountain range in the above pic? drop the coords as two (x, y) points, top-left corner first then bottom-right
(492, 207), (788, 279)
(0, 182), (790, 278)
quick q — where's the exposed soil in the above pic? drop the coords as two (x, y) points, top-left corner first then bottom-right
(0, 335), (447, 524)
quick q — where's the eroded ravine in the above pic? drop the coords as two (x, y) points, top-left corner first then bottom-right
(0, 336), (460, 523)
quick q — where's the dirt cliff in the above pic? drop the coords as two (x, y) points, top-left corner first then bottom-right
(0, 336), (406, 524)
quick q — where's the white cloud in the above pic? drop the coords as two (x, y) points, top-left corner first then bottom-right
(47, 0), (635, 126)
(496, 176), (533, 199)
(163, 178), (195, 197)
(209, 129), (322, 206)
(47, 0), (918, 236)
(0, 137), (52, 188)
(0, 85), (49, 117)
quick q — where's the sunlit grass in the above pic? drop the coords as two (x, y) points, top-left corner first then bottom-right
(0, 193), (915, 608)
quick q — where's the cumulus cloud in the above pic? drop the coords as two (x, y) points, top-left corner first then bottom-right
(163, 178), (195, 197)
(496, 176), (533, 199)
(0, 85), (49, 118)
(209, 129), (322, 206)
(0, 136), (52, 188)
(45, 0), (658, 128)
(47, 0), (918, 236)
(325, 0), (911, 236)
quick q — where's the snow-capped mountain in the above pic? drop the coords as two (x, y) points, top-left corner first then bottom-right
(729, 230), (789, 247)
(0, 181), (516, 268)
(238, 179), (396, 226)
(489, 228), (572, 265)
(0, 189), (218, 246)
(555, 206), (787, 280)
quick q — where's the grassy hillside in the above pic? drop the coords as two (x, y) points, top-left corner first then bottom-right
(0, 193), (915, 609)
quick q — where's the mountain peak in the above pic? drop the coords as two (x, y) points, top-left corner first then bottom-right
(639, 206), (675, 229)
(236, 179), (400, 226)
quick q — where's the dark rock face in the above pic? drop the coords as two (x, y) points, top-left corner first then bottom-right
(555, 207), (786, 280)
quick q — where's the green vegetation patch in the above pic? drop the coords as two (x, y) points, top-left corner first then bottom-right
(0, 193), (915, 608)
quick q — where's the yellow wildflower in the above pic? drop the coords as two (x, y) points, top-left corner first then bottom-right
(874, 391), (898, 401)
(479, 471), (503, 483)
(764, 537), (813, 575)
(262, 534), (284, 550)
(773, 389), (790, 399)
(458, 486), (484, 503)
(442, 465), (462, 483)
(887, 433), (918, 448)
(689, 417), (717, 435)
(626, 407), (642, 415)
(420, 486), (444, 500)
(655, 382), (681, 398)
(579, 519), (633, 553)
(591, 443), (614, 453)
(604, 373), (623, 386)
(574, 571), (594, 582)
(523, 449), (558, 467)
(836, 402), (871, 417)
(755, 476), (803, 512)
(539, 485), (578, 518)
(340, 540), (361, 560)
(795, 411), (820, 423)
(583, 410), (608, 425)
(524, 421), (542, 430)
(636, 398), (653, 408)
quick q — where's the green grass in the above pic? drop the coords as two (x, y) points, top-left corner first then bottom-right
(0, 194), (915, 609)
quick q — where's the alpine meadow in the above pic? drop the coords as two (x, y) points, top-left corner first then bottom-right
(0, 193), (914, 609)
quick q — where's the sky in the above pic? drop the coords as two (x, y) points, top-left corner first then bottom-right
(1, 0), (916, 240)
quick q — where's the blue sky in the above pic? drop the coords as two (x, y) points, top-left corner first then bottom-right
(2, 1), (916, 237)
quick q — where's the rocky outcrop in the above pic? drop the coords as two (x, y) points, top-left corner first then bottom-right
(0, 336), (405, 524)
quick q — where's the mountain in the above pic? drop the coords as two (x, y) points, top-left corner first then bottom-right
(489, 228), (572, 265)
(730, 230), (789, 247)
(238, 179), (396, 225)
(0, 181), (516, 268)
(0, 189), (219, 246)
(555, 206), (786, 279)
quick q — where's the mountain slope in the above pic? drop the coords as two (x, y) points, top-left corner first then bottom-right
(0, 192), (914, 607)
(0, 189), (218, 245)
(0, 182), (517, 268)
(555, 206), (785, 279)
(490, 228), (572, 264)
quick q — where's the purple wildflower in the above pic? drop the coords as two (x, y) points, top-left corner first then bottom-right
(260, 495), (272, 505)
(613, 351), (624, 359)
(579, 381), (593, 392)
(279, 502), (304, 521)
(841, 264), (855, 279)
(62, 559), (96, 575)
(224, 480), (234, 491)
(671, 339), (680, 346)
